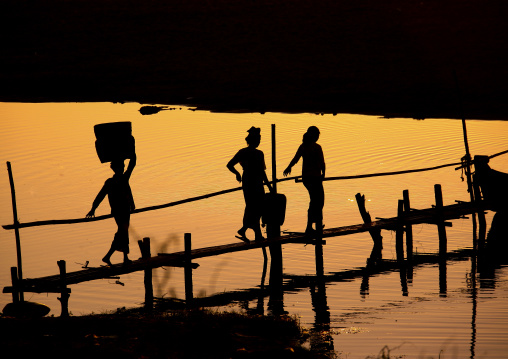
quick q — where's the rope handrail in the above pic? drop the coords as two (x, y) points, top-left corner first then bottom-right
(3, 149), (507, 230)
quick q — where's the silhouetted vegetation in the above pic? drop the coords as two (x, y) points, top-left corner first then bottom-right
(0, 308), (330, 358)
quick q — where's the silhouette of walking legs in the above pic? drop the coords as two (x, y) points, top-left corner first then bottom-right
(303, 177), (325, 235)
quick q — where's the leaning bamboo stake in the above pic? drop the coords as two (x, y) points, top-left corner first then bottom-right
(355, 193), (383, 248)
(7, 162), (24, 302)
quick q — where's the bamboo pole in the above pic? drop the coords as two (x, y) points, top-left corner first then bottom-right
(184, 233), (193, 306)
(57, 260), (70, 317)
(396, 200), (405, 262)
(454, 72), (478, 252)
(7, 150), (508, 231)
(10, 267), (19, 304)
(268, 124), (283, 302)
(403, 190), (413, 262)
(7, 162), (24, 302)
(138, 237), (153, 312)
(271, 124), (277, 195)
(434, 184), (447, 257)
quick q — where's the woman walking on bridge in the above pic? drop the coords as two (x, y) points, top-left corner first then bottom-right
(283, 126), (326, 236)
(86, 154), (136, 265)
(227, 127), (273, 242)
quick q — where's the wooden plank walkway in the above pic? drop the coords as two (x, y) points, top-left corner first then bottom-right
(3, 200), (485, 295)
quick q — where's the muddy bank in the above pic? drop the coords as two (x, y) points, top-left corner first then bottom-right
(0, 308), (327, 359)
(1, 0), (507, 119)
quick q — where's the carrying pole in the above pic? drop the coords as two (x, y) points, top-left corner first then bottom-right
(454, 73), (478, 250)
(453, 73), (475, 205)
(7, 162), (24, 302)
(271, 124), (277, 194)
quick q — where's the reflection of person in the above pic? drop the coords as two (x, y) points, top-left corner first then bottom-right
(227, 127), (273, 242)
(283, 126), (325, 236)
(86, 154), (136, 265)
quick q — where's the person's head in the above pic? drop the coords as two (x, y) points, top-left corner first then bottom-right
(245, 126), (261, 147)
(110, 159), (125, 174)
(474, 155), (490, 173)
(303, 126), (320, 144)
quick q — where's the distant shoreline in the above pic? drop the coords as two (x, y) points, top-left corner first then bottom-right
(2, 0), (507, 120)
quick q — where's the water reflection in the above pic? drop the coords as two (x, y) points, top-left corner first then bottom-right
(478, 211), (508, 287)
(309, 278), (335, 355)
(360, 241), (383, 298)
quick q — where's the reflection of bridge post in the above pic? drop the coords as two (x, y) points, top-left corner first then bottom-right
(439, 259), (447, 297)
(361, 241), (384, 298)
(310, 277), (334, 355)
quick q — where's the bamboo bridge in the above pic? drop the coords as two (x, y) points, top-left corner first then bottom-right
(2, 122), (506, 317)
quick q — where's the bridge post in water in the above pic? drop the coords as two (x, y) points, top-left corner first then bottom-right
(434, 184), (447, 257)
(184, 233), (193, 307)
(267, 124), (283, 309)
(396, 199), (405, 262)
(138, 237), (153, 312)
(396, 200), (408, 296)
(268, 123), (282, 278)
(57, 260), (70, 318)
(403, 190), (413, 262)
(472, 174), (487, 246)
(315, 219), (324, 277)
(9, 267), (19, 304)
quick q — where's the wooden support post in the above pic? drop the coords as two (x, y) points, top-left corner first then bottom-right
(10, 267), (19, 304)
(355, 193), (383, 249)
(268, 124), (283, 286)
(434, 184), (447, 257)
(396, 200), (405, 262)
(267, 124), (284, 312)
(402, 190), (413, 262)
(7, 162), (24, 302)
(184, 233), (193, 307)
(315, 219), (324, 277)
(472, 174), (486, 247)
(57, 260), (70, 318)
(138, 237), (153, 312)
(396, 200), (408, 296)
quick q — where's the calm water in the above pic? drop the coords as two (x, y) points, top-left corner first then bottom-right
(1, 102), (508, 358)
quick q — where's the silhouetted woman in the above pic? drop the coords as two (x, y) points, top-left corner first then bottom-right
(227, 127), (273, 242)
(283, 126), (325, 236)
(86, 154), (136, 265)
